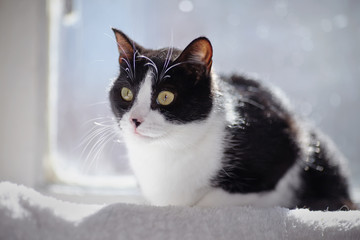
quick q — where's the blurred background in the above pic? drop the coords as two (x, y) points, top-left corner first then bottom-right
(1, 0), (359, 199)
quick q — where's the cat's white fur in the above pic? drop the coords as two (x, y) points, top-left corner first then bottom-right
(197, 161), (302, 207)
(119, 70), (303, 206)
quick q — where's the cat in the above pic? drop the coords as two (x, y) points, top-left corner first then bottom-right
(109, 28), (356, 210)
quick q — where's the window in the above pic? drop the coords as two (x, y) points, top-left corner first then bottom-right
(48, 0), (137, 190)
(48, 0), (360, 197)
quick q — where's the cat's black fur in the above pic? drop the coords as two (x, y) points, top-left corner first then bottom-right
(211, 75), (354, 210)
(212, 75), (299, 193)
(109, 29), (356, 210)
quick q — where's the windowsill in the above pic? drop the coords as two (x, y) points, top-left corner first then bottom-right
(37, 183), (146, 205)
(38, 183), (360, 207)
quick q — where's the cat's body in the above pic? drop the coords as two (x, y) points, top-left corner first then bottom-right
(109, 29), (355, 210)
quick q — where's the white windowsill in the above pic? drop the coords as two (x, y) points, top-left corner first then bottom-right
(38, 183), (146, 205)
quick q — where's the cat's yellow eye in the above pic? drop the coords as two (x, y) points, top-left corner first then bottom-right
(157, 91), (175, 106)
(121, 87), (133, 101)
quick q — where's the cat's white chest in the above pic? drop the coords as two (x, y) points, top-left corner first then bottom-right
(126, 120), (225, 206)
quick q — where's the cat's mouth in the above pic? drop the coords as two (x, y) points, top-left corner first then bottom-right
(133, 129), (153, 138)
(131, 126), (167, 139)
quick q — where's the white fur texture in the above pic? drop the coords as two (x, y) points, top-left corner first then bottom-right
(196, 161), (302, 207)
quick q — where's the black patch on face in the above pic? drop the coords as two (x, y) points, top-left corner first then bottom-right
(109, 48), (213, 124)
(150, 62), (213, 123)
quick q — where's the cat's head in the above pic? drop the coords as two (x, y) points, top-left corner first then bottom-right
(109, 29), (214, 145)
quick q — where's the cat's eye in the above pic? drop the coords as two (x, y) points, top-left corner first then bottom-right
(121, 87), (133, 101)
(157, 91), (175, 106)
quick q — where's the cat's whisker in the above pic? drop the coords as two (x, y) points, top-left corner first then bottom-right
(159, 47), (174, 81)
(143, 62), (159, 79)
(89, 131), (118, 172)
(80, 138), (109, 173)
(162, 75), (171, 80)
(138, 55), (159, 79)
(240, 98), (265, 110)
(164, 47), (173, 71)
(78, 125), (115, 158)
(120, 66), (134, 81)
(82, 128), (116, 173)
(121, 58), (135, 80)
(76, 123), (115, 150)
(76, 118), (117, 153)
(144, 62), (157, 71)
(132, 49), (139, 79)
(162, 61), (186, 76)
(160, 60), (199, 82)
(94, 121), (117, 127)
(80, 116), (115, 128)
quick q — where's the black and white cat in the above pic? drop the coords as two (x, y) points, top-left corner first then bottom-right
(109, 29), (356, 210)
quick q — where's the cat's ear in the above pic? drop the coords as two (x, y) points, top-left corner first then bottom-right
(112, 28), (142, 64)
(175, 37), (213, 74)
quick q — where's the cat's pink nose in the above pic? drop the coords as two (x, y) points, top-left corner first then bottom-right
(131, 118), (142, 128)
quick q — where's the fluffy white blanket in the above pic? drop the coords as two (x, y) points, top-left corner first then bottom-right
(0, 182), (359, 240)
